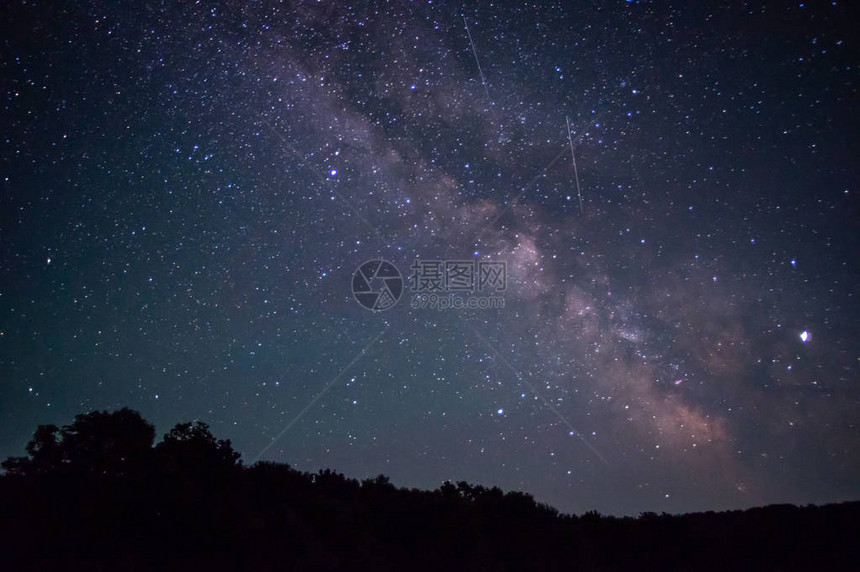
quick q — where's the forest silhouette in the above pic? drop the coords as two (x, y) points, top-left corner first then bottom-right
(1, 408), (856, 570)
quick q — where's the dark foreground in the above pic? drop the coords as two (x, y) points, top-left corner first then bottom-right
(1, 408), (856, 571)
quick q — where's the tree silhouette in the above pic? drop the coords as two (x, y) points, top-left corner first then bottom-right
(154, 420), (241, 475)
(1, 407), (154, 476)
(1, 423), (60, 475)
(1, 408), (857, 571)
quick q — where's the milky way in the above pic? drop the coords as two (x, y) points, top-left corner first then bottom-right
(1, 1), (857, 515)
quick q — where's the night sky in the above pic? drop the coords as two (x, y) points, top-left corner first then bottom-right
(1, 1), (858, 516)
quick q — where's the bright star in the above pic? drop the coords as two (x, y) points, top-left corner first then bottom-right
(800, 330), (809, 343)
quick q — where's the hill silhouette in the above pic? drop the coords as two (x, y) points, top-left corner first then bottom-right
(1, 408), (856, 571)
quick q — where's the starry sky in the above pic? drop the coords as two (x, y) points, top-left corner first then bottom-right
(1, 1), (858, 516)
